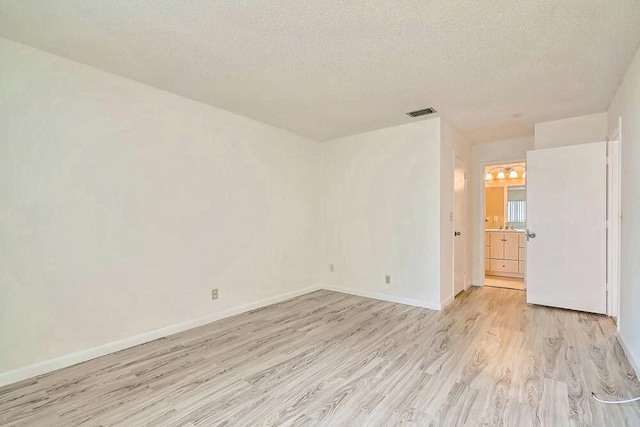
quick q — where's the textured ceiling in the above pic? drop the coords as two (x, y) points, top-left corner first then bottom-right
(1, 1), (640, 142)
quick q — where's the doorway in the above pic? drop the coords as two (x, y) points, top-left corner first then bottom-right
(477, 142), (619, 316)
(483, 162), (526, 291)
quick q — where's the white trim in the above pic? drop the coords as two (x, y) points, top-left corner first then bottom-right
(617, 331), (640, 378)
(322, 284), (442, 310)
(0, 285), (322, 388)
(0, 284), (447, 388)
(606, 136), (620, 319)
(608, 117), (623, 327)
(439, 294), (455, 309)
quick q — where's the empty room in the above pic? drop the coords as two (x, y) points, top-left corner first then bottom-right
(2, 1), (640, 426)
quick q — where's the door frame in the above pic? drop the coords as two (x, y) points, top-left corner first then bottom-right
(453, 154), (468, 297)
(607, 118), (622, 321)
(476, 157), (527, 287)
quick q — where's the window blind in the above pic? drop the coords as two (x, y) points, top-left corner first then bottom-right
(507, 200), (526, 223)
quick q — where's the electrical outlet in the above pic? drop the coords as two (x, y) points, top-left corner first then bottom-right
(385, 275), (391, 285)
(330, 263), (335, 272)
(211, 289), (218, 300)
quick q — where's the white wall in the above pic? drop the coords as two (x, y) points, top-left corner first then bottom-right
(608, 44), (640, 374)
(0, 39), (322, 377)
(535, 112), (608, 149)
(321, 119), (443, 308)
(471, 136), (535, 285)
(440, 120), (472, 305)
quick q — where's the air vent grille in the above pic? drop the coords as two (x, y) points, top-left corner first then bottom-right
(406, 107), (437, 118)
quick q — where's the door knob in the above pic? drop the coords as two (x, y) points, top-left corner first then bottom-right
(454, 231), (461, 236)
(526, 229), (536, 241)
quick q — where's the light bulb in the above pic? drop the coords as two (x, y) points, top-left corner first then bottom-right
(485, 173), (493, 181)
(522, 171), (526, 178)
(509, 169), (518, 179)
(497, 170), (506, 179)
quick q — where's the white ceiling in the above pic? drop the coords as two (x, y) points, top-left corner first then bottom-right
(1, 1), (640, 142)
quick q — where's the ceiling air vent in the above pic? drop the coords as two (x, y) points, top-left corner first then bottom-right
(406, 107), (437, 118)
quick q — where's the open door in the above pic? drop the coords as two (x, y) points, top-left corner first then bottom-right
(526, 142), (606, 314)
(453, 156), (466, 296)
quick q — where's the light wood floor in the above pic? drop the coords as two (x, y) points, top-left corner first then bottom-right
(1, 287), (639, 426)
(484, 275), (526, 291)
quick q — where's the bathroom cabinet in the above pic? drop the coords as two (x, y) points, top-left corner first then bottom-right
(485, 231), (525, 278)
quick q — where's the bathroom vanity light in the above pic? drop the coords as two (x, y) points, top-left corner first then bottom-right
(485, 164), (526, 181)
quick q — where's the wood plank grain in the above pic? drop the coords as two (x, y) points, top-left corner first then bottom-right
(0, 287), (639, 426)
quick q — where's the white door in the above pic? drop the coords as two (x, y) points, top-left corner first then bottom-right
(453, 156), (466, 295)
(526, 142), (607, 314)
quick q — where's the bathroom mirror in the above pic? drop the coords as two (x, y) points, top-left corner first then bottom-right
(485, 185), (526, 230)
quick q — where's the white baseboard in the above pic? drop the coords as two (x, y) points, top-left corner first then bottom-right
(617, 331), (640, 378)
(321, 284), (442, 310)
(440, 294), (455, 309)
(1, 284), (444, 388)
(0, 285), (322, 388)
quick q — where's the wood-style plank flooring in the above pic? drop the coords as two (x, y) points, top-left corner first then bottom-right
(1, 287), (639, 426)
